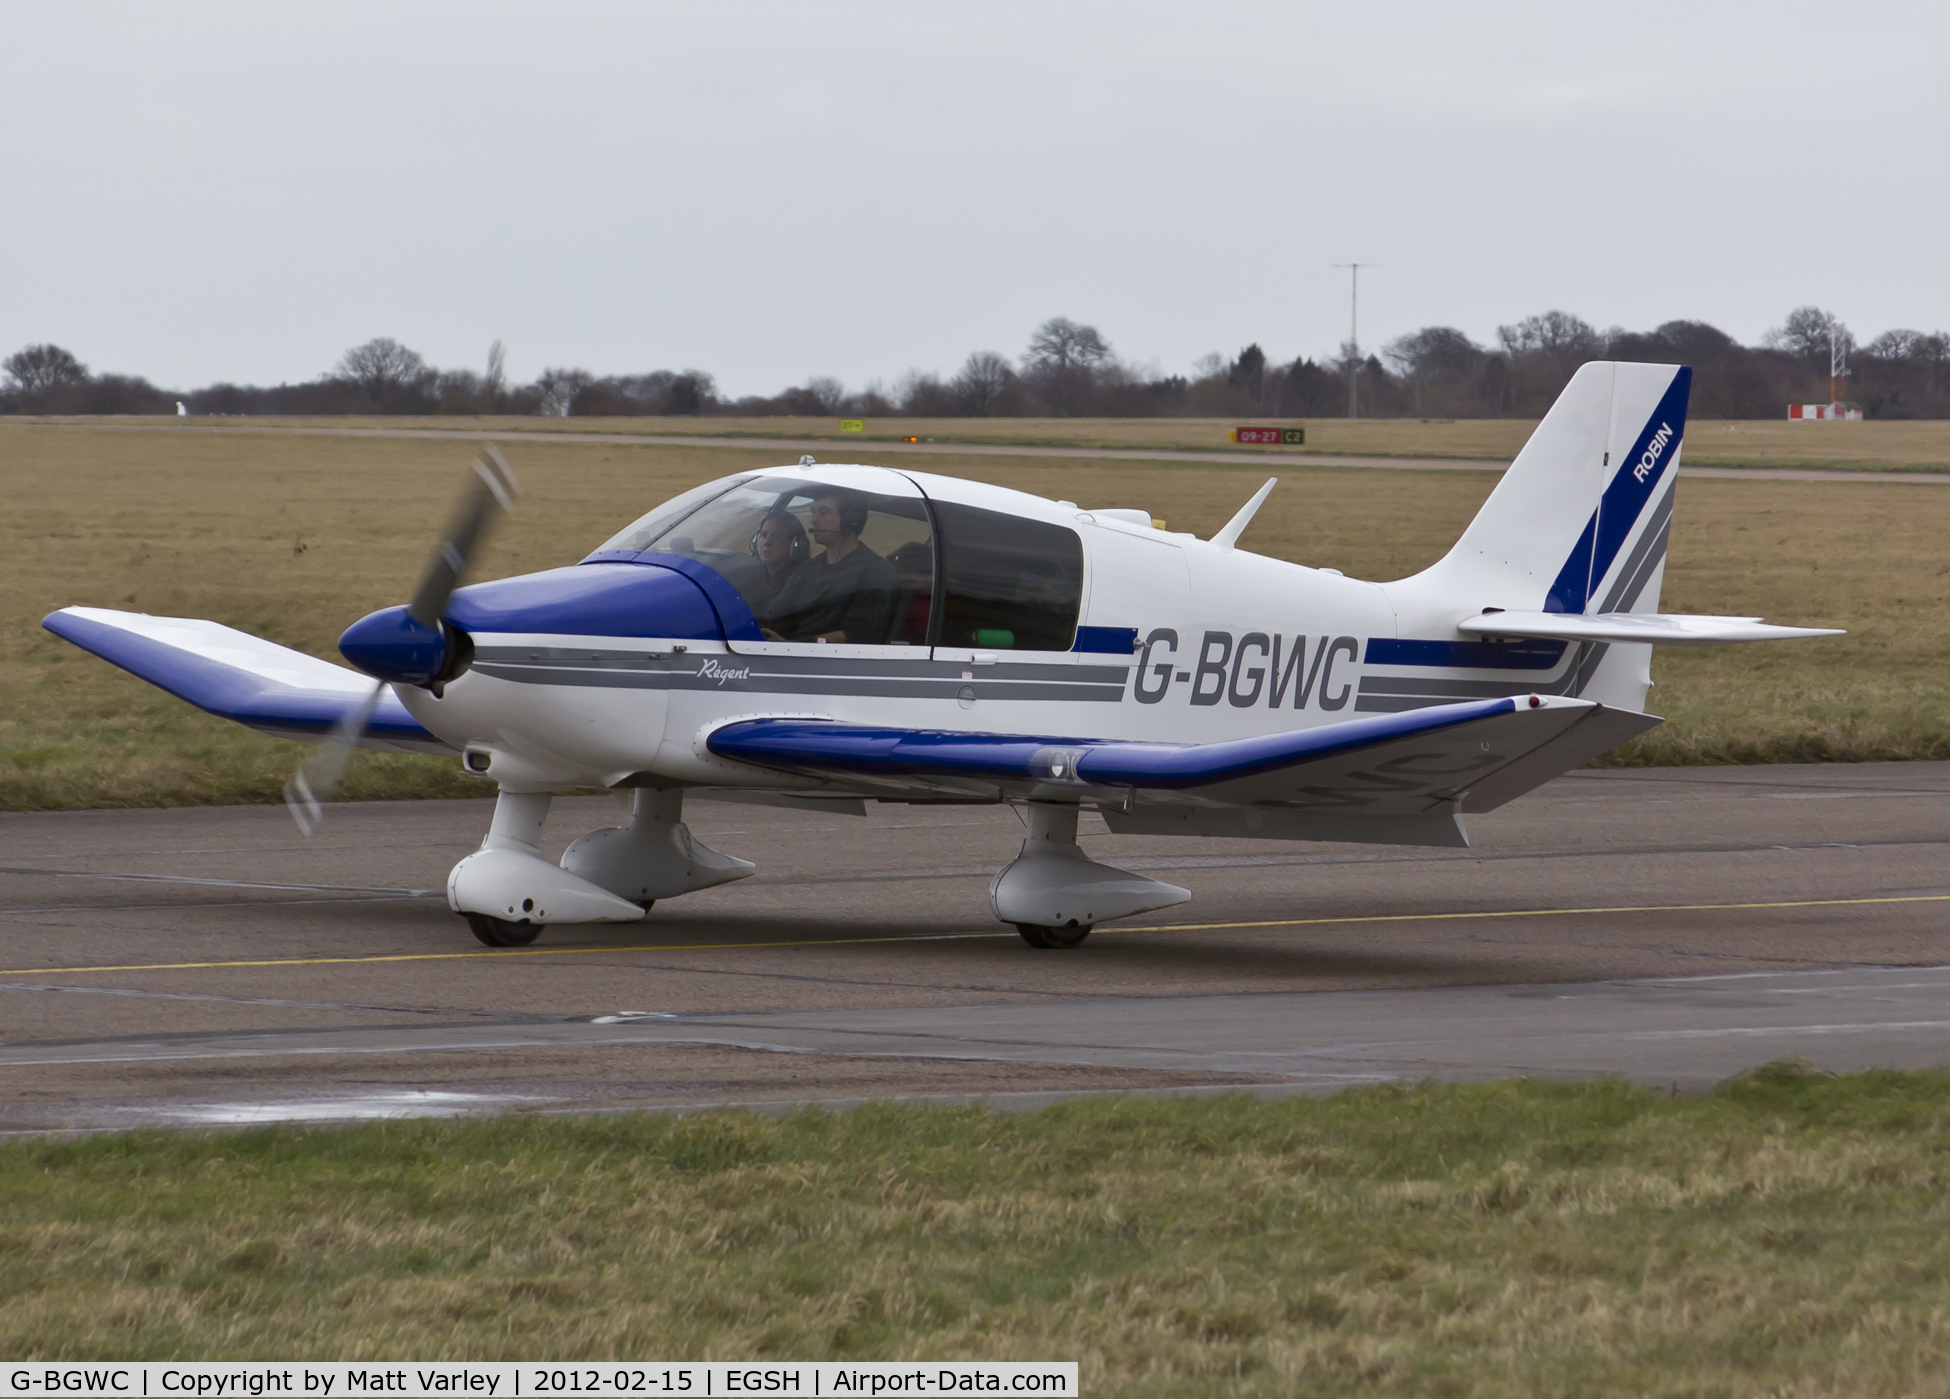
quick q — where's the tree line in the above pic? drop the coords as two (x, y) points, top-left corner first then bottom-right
(6, 307), (1948, 420)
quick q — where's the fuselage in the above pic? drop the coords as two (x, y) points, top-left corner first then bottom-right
(381, 463), (1617, 791)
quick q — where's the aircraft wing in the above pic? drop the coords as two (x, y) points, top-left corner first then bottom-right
(43, 607), (453, 754)
(1457, 610), (1842, 646)
(707, 695), (1659, 845)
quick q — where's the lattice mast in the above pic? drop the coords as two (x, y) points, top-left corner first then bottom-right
(1829, 315), (1848, 408)
(1789, 315), (1860, 419)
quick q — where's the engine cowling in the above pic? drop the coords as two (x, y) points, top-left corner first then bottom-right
(338, 560), (745, 688)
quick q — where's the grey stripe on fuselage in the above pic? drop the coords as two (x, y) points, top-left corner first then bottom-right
(469, 645), (1132, 702)
(1358, 675), (1557, 700)
(1353, 658), (1584, 713)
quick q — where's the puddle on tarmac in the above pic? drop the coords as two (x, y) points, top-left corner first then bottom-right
(157, 1090), (543, 1124)
(591, 1011), (678, 1024)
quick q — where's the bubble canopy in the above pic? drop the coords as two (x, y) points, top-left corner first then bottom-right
(590, 468), (932, 646)
(586, 465), (1085, 651)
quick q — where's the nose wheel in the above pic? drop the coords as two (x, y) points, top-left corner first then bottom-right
(465, 913), (543, 947)
(1016, 923), (1092, 949)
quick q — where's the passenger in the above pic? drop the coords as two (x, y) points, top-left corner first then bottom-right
(747, 509), (809, 620)
(765, 490), (900, 643)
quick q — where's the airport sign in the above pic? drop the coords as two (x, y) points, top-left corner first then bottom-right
(1231, 426), (1304, 444)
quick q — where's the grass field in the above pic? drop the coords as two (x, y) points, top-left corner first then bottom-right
(28, 412), (1950, 471)
(1, 422), (1942, 810)
(7, 1067), (1950, 1394)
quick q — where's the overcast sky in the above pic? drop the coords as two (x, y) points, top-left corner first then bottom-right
(5, 1), (1944, 395)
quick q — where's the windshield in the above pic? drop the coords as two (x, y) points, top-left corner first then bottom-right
(640, 474), (935, 646)
(589, 474), (755, 556)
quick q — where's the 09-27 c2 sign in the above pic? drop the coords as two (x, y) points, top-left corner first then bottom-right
(1230, 427), (1304, 445)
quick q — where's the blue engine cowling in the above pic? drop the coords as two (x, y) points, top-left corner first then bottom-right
(338, 561), (751, 686)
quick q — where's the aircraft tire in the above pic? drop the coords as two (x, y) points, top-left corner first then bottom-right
(465, 913), (543, 948)
(1015, 923), (1091, 949)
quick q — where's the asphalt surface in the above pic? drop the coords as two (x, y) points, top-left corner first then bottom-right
(20, 421), (1950, 484)
(4, 762), (1950, 1131)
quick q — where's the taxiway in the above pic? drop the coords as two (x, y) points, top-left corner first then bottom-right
(3, 761), (1948, 1130)
(22, 421), (1950, 485)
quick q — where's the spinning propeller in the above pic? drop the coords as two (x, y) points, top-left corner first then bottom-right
(284, 445), (519, 833)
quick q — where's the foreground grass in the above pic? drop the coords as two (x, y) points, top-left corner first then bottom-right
(8, 1068), (1950, 1394)
(1, 424), (1940, 808)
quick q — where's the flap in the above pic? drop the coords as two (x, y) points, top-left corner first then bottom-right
(44, 607), (452, 754)
(1457, 610), (1843, 647)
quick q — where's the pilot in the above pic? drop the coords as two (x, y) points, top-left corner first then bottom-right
(765, 490), (899, 643)
(748, 509), (809, 619)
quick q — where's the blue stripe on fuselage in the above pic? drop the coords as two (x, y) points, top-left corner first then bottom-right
(1363, 637), (1568, 670)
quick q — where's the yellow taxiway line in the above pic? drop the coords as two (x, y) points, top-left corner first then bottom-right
(1, 892), (1945, 979)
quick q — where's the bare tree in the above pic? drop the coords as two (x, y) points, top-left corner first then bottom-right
(484, 339), (507, 410)
(1384, 327), (1483, 380)
(663, 371), (714, 415)
(434, 369), (484, 414)
(1024, 317), (1112, 373)
(1868, 329), (1932, 362)
(4, 343), (89, 395)
(1277, 356), (1344, 416)
(1384, 327), (1486, 411)
(801, 376), (847, 414)
(895, 372), (953, 416)
(1865, 328), (1950, 399)
(1765, 306), (1852, 362)
(951, 351), (1014, 415)
(535, 367), (593, 416)
(335, 337), (429, 402)
(1497, 311), (1601, 363)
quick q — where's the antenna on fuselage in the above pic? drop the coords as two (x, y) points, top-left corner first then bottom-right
(1211, 478), (1277, 553)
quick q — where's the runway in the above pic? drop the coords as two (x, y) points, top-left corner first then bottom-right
(20, 420), (1950, 484)
(4, 761), (1949, 1131)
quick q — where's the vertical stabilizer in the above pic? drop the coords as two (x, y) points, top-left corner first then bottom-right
(1388, 361), (1692, 710)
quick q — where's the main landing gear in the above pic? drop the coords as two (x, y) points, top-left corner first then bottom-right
(465, 912), (544, 947)
(449, 787), (751, 947)
(448, 791), (1188, 951)
(990, 802), (1190, 950)
(1015, 922), (1092, 949)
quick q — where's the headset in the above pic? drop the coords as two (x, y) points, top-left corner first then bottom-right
(750, 510), (811, 563)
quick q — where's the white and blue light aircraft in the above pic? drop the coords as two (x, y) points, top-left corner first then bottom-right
(46, 363), (1839, 948)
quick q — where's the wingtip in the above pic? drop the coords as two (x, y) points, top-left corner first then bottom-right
(42, 606), (86, 637)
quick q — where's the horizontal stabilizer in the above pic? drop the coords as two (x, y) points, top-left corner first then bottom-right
(1456, 611), (1843, 647)
(43, 607), (451, 753)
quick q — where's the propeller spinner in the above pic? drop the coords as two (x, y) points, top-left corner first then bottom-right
(285, 445), (519, 833)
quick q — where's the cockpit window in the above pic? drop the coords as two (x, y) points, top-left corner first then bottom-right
(640, 475), (934, 646)
(591, 474), (753, 556)
(933, 501), (1082, 651)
